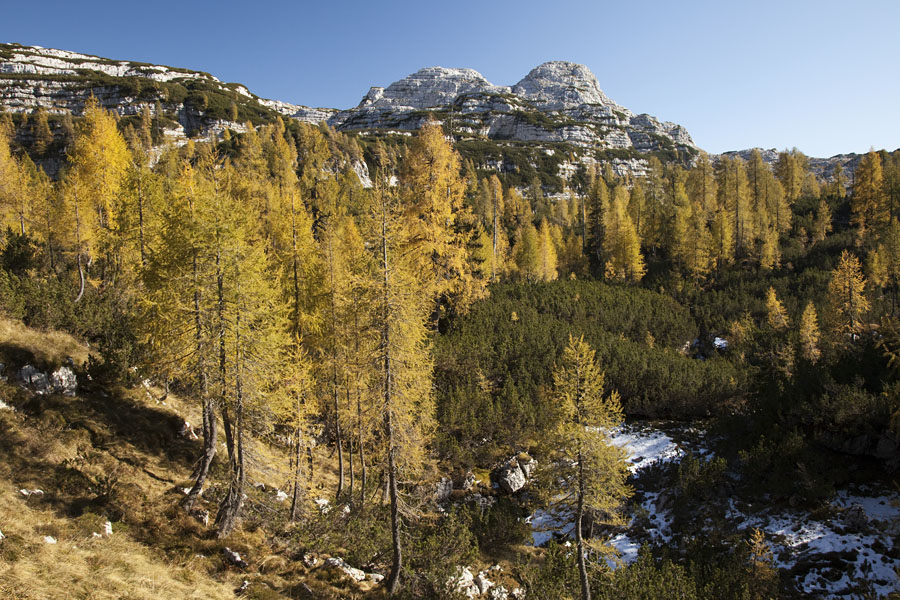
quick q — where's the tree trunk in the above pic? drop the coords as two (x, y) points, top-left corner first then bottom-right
(75, 253), (86, 303)
(182, 398), (216, 511)
(290, 422), (304, 522)
(576, 449), (591, 600)
(386, 412), (402, 595)
(348, 388), (355, 501)
(216, 364), (245, 538)
(381, 191), (402, 595)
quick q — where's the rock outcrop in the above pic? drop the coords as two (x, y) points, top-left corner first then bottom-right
(0, 44), (699, 180)
(329, 60), (697, 159)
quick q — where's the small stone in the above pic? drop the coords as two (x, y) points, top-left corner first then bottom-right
(302, 553), (318, 568)
(224, 547), (248, 569)
(103, 520), (113, 537)
(275, 489), (289, 502)
(43, 536), (57, 544)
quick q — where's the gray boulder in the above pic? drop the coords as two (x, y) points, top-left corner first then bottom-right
(50, 366), (77, 396)
(17, 365), (50, 394)
(497, 463), (526, 494)
(435, 477), (453, 503)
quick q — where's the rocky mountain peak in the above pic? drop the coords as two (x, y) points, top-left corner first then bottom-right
(359, 66), (500, 110)
(513, 60), (618, 111)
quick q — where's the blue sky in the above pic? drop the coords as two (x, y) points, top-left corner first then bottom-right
(3, 0), (898, 157)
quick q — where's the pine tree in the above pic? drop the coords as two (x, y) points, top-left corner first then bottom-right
(830, 162), (847, 199)
(372, 179), (436, 594)
(401, 120), (485, 316)
(717, 156), (753, 258)
(813, 198), (833, 243)
(602, 186), (644, 282)
(32, 108), (53, 156)
(765, 287), (789, 331)
(852, 150), (886, 240)
(64, 96), (130, 299)
(537, 219), (558, 282)
(798, 302), (821, 363)
(141, 149), (219, 511)
(513, 222), (542, 282)
(774, 148), (808, 203)
(544, 335), (630, 600)
(826, 250), (870, 343)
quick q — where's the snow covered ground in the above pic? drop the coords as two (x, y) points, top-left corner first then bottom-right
(529, 422), (900, 598)
(727, 490), (900, 598)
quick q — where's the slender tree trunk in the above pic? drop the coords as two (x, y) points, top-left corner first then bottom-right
(290, 422), (304, 521)
(216, 313), (245, 539)
(381, 191), (402, 595)
(348, 387), (355, 501)
(183, 398), (216, 511)
(75, 253), (86, 303)
(576, 448), (590, 600)
(182, 248), (214, 510)
(358, 382), (366, 509)
(386, 411), (402, 595)
(329, 234), (344, 501)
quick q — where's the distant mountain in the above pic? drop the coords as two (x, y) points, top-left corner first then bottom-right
(719, 147), (862, 182)
(0, 44), (701, 177)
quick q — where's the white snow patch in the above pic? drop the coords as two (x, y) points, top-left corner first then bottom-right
(527, 507), (574, 547)
(605, 533), (640, 568)
(606, 425), (684, 473)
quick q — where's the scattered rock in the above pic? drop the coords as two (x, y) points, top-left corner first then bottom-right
(490, 585), (509, 600)
(16, 365), (77, 395)
(234, 580), (250, 595)
(92, 532), (102, 539)
(435, 477), (453, 503)
(49, 366), (77, 396)
(518, 455), (538, 478)
(460, 471), (477, 491)
(302, 553), (318, 568)
(17, 365), (50, 394)
(19, 489), (44, 498)
(495, 460), (527, 494)
(511, 587), (526, 599)
(190, 509), (210, 526)
(470, 493), (497, 511)
(474, 572), (493, 595)
(324, 557), (366, 582)
(43, 536), (57, 544)
(179, 420), (198, 440)
(447, 566), (478, 599)
(224, 547), (248, 569)
(275, 489), (289, 503)
(367, 573), (385, 583)
(314, 498), (331, 514)
(103, 520), (113, 537)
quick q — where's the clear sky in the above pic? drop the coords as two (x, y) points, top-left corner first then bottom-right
(3, 0), (898, 157)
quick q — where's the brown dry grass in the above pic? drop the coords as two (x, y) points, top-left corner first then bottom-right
(0, 316), (91, 370)
(0, 316), (395, 599)
(0, 489), (236, 600)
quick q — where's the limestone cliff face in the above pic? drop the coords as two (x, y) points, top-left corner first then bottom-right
(324, 60), (698, 163)
(0, 44), (698, 181)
